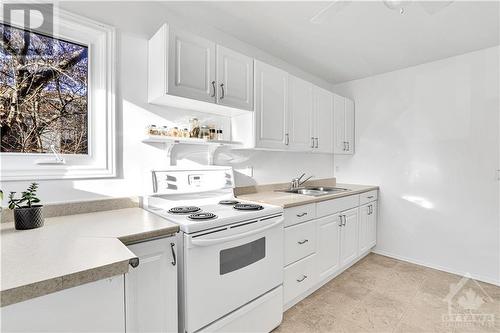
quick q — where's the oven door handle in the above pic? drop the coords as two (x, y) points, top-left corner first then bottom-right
(189, 219), (283, 247)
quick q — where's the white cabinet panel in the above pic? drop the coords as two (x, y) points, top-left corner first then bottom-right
(216, 46), (254, 110)
(283, 254), (316, 305)
(168, 27), (216, 103)
(284, 203), (316, 227)
(254, 60), (288, 149)
(333, 94), (346, 154)
(340, 208), (359, 269)
(358, 202), (377, 254)
(333, 94), (355, 155)
(313, 87), (334, 153)
(284, 220), (316, 266)
(316, 215), (341, 281)
(345, 98), (355, 154)
(2, 275), (125, 332)
(288, 75), (313, 151)
(126, 237), (177, 333)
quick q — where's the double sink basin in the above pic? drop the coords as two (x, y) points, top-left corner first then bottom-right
(277, 186), (350, 197)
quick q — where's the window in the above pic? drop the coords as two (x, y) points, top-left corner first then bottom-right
(0, 7), (115, 180)
(1, 24), (89, 154)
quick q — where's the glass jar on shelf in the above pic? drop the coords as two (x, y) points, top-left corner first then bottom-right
(189, 118), (200, 138)
(146, 125), (159, 136)
(217, 129), (223, 141)
(169, 127), (179, 137)
(200, 125), (210, 140)
(160, 126), (169, 136)
(182, 128), (190, 138)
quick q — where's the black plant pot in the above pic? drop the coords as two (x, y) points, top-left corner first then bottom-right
(14, 205), (44, 230)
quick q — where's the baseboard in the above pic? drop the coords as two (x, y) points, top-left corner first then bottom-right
(372, 249), (500, 287)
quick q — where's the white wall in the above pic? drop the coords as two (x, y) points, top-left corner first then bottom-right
(333, 47), (500, 285)
(0, 2), (334, 204)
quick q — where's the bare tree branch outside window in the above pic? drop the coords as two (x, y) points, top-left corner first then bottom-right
(0, 23), (88, 154)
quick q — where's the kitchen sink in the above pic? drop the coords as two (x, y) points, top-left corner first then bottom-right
(278, 187), (350, 196)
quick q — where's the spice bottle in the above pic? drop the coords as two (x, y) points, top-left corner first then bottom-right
(189, 118), (200, 138)
(217, 129), (223, 141)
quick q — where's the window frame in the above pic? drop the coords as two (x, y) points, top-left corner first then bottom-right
(0, 7), (116, 180)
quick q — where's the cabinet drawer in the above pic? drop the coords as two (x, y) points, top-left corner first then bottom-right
(284, 254), (316, 305)
(284, 221), (316, 266)
(284, 204), (316, 227)
(316, 195), (359, 218)
(360, 190), (378, 205)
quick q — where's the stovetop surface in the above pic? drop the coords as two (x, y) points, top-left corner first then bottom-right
(144, 194), (283, 234)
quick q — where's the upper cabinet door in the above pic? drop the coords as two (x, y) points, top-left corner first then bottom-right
(168, 27), (216, 103)
(313, 87), (334, 154)
(333, 94), (346, 154)
(344, 98), (355, 154)
(254, 60), (288, 149)
(288, 75), (313, 151)
(216, 46), (254, 111)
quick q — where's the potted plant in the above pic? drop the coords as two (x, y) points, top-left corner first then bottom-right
(8, 183), (44, 230)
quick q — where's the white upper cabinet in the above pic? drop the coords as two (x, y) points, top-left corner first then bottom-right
(254, 60), (288, 149)
(333, 94), (355, 155)
(148, 24), (253, 116)
(312, 87), (334, 154)
(288, 75), (313, 151)
(216, 45), (254, 111)
(168, 26), (216, 103)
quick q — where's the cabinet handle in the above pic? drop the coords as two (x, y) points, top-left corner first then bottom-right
(170, 242), (176, 266)
(367, 195), (374, 199)
(296, 212), (308, 217)
(342, 215), (347, 226)
(220, 83), (225, 99)
(298, 239), (309, 245)
(285, 133), (289, 145)
(311, 137), (315, 148)
(343, 141), (347, 151)
(211, 81), (216, 97)
(339, 215), (344, 227)
(296, 275), (307, 283)
(314, 138), (319, 148)
(129, 257), (140, 268)
(346, 142), (350, 151)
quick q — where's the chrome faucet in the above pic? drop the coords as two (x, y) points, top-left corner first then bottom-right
(290, 173), (313, 190)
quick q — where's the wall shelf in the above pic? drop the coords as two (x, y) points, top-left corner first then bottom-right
(142, 135), (241, 146)
(142, 135), (242, 165)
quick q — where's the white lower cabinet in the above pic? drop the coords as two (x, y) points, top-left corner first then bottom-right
(125, 236), (178, 333)
(316, 215), (341, 281)
(283, 192), (378, 309)
(1, 275), (126, 332)
(283, 253), (316, 305)
(359, 201), (377, 254)
(339, 208), (359, 270)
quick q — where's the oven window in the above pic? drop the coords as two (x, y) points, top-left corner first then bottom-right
(220, 237), (266, 275)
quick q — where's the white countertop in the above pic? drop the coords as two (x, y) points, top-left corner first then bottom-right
(1, 208), (178, 306)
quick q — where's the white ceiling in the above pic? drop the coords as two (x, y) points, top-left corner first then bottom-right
(163, 1), (499, 84)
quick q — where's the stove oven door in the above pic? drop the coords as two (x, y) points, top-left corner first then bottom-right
(183, 214), (283, 333)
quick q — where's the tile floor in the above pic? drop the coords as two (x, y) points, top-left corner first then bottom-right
(274, 254), (500, 333)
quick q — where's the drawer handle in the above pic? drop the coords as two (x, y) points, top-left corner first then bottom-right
(367, 195), (374, 199)
(297, 239), (309, 245)
(296, 212), (308, 217)
(296, 275), (308, 283)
